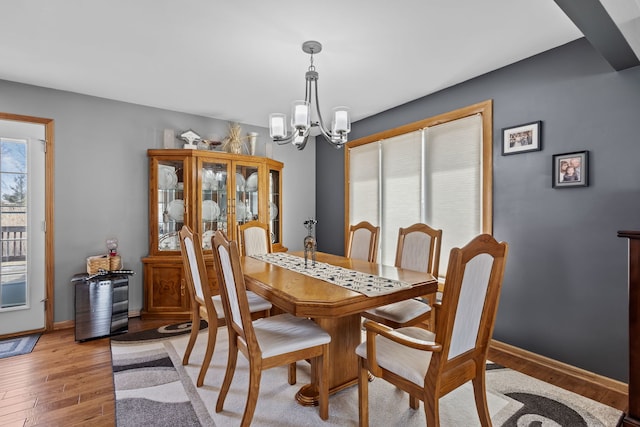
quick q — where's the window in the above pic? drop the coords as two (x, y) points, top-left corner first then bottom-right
(345, 100), (493, 275)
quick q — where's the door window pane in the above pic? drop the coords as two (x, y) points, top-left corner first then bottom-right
(0, 138), (28, 309)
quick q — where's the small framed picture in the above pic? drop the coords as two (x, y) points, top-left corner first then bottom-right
(552, 151), (589, 188)
(502, 121), (542, 155)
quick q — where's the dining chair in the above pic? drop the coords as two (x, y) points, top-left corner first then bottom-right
(361, 223), (442, 330)
(178, 225), (272, 387)
(238, 220), (272, 256)
(237, 219), (299, 384)
(356, 233), (508, 427)
(346, 221), (380, 262)
(211, 230), (331, 426)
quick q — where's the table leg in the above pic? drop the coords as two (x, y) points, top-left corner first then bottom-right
(296, 313), (362, 406)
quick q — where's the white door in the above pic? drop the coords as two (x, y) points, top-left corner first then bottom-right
(0, 120), (46, 335)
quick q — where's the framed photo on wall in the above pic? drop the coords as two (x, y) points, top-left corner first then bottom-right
(552, 151), (589, 188)
(502, 121), (541, 155)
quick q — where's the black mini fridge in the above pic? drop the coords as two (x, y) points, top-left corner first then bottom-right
(72, 273), (129, 341)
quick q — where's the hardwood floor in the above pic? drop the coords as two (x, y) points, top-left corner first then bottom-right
(0, 318), (629, 426)
(0, 318), (167, 427)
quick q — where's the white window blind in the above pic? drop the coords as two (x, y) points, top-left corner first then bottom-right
(380, 131), (423, 266)
(426, 114), (482, 275)
(349, 142), (380, 230)
(348, 114), (483, 276)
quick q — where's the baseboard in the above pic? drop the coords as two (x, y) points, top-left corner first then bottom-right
(53, 319), (74, 330)
(490, 339), (628, 395)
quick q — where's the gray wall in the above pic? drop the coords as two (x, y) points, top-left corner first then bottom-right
(0, 80), (315, 324)
(317, 38), (640, 382)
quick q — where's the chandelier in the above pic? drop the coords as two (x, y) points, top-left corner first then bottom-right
(269, 41), (351, 150)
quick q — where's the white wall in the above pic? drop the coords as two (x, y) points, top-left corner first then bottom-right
(0, 79), (315, 322)
(271, 137), (316, 251)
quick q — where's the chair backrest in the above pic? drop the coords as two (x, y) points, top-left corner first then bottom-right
(430, 234), (508, 381)
(238, 220), (272, 256)
(394, 223), (442, 277)
(346, 221), (380, 262)
(179, 225), (216, 313)
(211, 230), (258, 350)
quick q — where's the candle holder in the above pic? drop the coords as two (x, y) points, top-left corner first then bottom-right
(303, 218), (317, 268)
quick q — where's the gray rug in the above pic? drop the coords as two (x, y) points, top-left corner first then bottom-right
(111, 327), (623, 426)
(0, 333), (40, 359)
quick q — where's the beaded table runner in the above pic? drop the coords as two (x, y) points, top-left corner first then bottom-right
(250, 252), (411, 297)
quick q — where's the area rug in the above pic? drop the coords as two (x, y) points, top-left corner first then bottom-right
(0, 333), (40, 359)
(112, 320), (208, 343)
(111, 327), (624, 427)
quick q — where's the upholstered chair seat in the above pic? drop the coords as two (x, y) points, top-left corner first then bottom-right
(251, 313), (330, 358)
(207, 292), (272, 321)
(364, 299), (432, 326)
(356, 326), (434, 386)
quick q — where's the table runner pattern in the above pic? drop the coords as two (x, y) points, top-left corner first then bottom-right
(250, 252), (411, 297)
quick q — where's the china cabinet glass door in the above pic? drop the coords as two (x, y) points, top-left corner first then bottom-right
(269, 168), (281, 247)
(157, 159), (184, 252)
(235, 163), (260, 228)
(200, 160), (229, 249)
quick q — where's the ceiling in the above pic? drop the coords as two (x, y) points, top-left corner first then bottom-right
(1, 1), (639, 128)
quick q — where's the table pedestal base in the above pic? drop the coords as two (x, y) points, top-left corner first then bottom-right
(295, 377), (360, 406)
(296, 314), (363, 406)
(295, 373), (374, 406)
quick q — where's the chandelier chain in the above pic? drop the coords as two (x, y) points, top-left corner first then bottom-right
(309, 50), (315, 71)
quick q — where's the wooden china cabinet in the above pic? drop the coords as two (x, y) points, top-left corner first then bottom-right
(142, 149), (285, 319)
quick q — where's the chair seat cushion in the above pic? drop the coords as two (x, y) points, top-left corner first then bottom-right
(253, 313), (331, 358)
(210, 291), (271, 320)
(246, 291), (273, 313)
(365, 298), (431, 324)
(211, 295), (225, 320)
(356, 326), (434, 387)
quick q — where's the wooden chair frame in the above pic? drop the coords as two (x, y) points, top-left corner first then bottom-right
(358, 234), (508, 427)
(238, 220), (273, 256)
(211, 230), (330, 426)
(179, 225), (271, 387)
(362, 223), (442, 329)
(346, 221), (380, 263)
(179, 225), (224, 387)
(394, 223), (442, 278)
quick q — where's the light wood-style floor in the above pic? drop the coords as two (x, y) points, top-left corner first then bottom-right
(0, 318), (628, 426)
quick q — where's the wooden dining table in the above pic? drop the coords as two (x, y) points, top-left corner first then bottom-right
(241, 251), (437, 405)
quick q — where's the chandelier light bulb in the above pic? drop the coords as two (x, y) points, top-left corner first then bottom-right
(332, 107), (350, 134)
(291, 101), (310, 130)
(269, 113), (286, 139)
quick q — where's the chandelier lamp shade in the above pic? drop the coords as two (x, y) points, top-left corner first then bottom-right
(269, 40), (351, 150)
